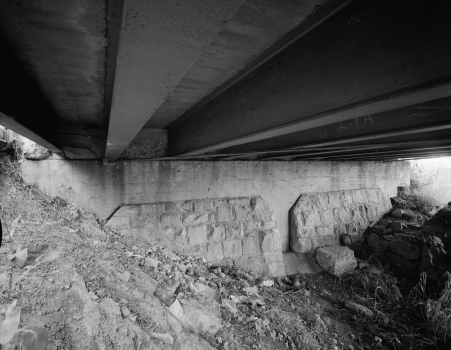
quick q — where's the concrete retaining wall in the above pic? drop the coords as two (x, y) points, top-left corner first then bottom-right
(105, 196), (285, 277)
(20, 159), (410, 251)
(290, 189), (391, 253)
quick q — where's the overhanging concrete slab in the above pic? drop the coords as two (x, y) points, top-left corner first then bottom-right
(168, 0), (451, 156)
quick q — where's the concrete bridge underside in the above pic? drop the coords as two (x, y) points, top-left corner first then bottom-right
(1, 0), (451, 161)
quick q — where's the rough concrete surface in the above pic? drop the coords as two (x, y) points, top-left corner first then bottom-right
(290, 189), (391, 254)
(120, 128), (167, 160)
(20, 160), (410, 251)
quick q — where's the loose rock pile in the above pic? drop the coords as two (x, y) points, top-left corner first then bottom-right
(363, 196), (451, 281)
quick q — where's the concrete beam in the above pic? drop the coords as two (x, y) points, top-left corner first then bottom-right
(0, 38), (59, 151)
(105, 0), (245, 159)
(168, 0), (451, 155)
(220, 96), (451, 154)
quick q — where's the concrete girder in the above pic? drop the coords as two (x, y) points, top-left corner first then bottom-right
(104, 0), (245, 159)
(220, 96), (451, 154)
(168, 0), (451, 156)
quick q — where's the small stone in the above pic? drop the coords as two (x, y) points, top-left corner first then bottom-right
(145, 257), (160, 268)
(198, 277), (206, 283)
(391, 209), (403, 218)
(121, 307), (130, 318)
(389, 221), (403, 233)
(120, 298), (129, 304)
(128, 314), (137, 322)
(178, 264), (187, 273)
(150, 332), (174, 345)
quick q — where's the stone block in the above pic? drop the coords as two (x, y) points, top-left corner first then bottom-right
(389, 239), (421, 260)
(205, 243), (224, 263)
(194, 200), (214, 212)
(208, 224), (225, 242)
(250, 197), (267, 214)
(234, 205), (252, 221)
(167, 201), (193, 212)
(223, 240), (242, 258)
(320, 210), (335, 225)
(353, 190), (367, 204)
(303, 210), (322, 227)
(283, 252), (323, 275)
(161, 213), (182, 227)
(114, 205), (139, 217)
(217, 206), (233, 222)
(229, 198), (251, 206)
(323, 235), (340, 247)
(139, 203), (167, 215)
(340, 192), (354, 207)
(182, 244), (205, 257)
(366, 189), (380, 203)
(183, 212), (209, 226)
(334, 223), (347, 236)
(263, 251), (284, 264)
(130, 215), (159, 229)
(365, 205), (377, 221)
(259, 230), (280, 253)
(316, 246), (357, 276)
(243, 220), (263, 231)
(187, 225), (209, 245)
(105, 216), (130, 230)
(235, 256), (267, 274)
(225, 221), (244, 239)
(242, 237), (261, 255)
(367, 233), (390, 251)
(358, 206), (369, 221)
(291, 237), (313, 254)
(333, 207), (353, 222)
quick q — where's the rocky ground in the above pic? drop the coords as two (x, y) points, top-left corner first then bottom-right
(1, 152), (450, 349)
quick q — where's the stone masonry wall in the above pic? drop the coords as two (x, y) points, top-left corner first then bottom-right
(20, 160), (410, 251)
(105, 196), (285, 277)
(290, 189), (391, 254)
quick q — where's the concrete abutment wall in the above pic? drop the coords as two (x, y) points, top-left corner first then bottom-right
(20, 159), (409, 249)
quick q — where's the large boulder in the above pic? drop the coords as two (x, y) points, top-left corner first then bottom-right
(316, 246), (357, 276)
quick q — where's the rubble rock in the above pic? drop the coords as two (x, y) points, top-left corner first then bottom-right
(391, 209), (403, 218)
(316, 246), (357, 276)
(367, 233), (390, 251)
(403, 209), (416, 219)
(385, 252), (419, 270)
(389, 221), (403, 233)
(169, 298), (222, 336)
(389, 239), (421, 260)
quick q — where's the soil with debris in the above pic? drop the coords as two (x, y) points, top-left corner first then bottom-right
(0, 153), (450, 349)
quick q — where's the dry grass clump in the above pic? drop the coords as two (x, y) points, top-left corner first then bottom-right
(425, 272), (451, 345)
